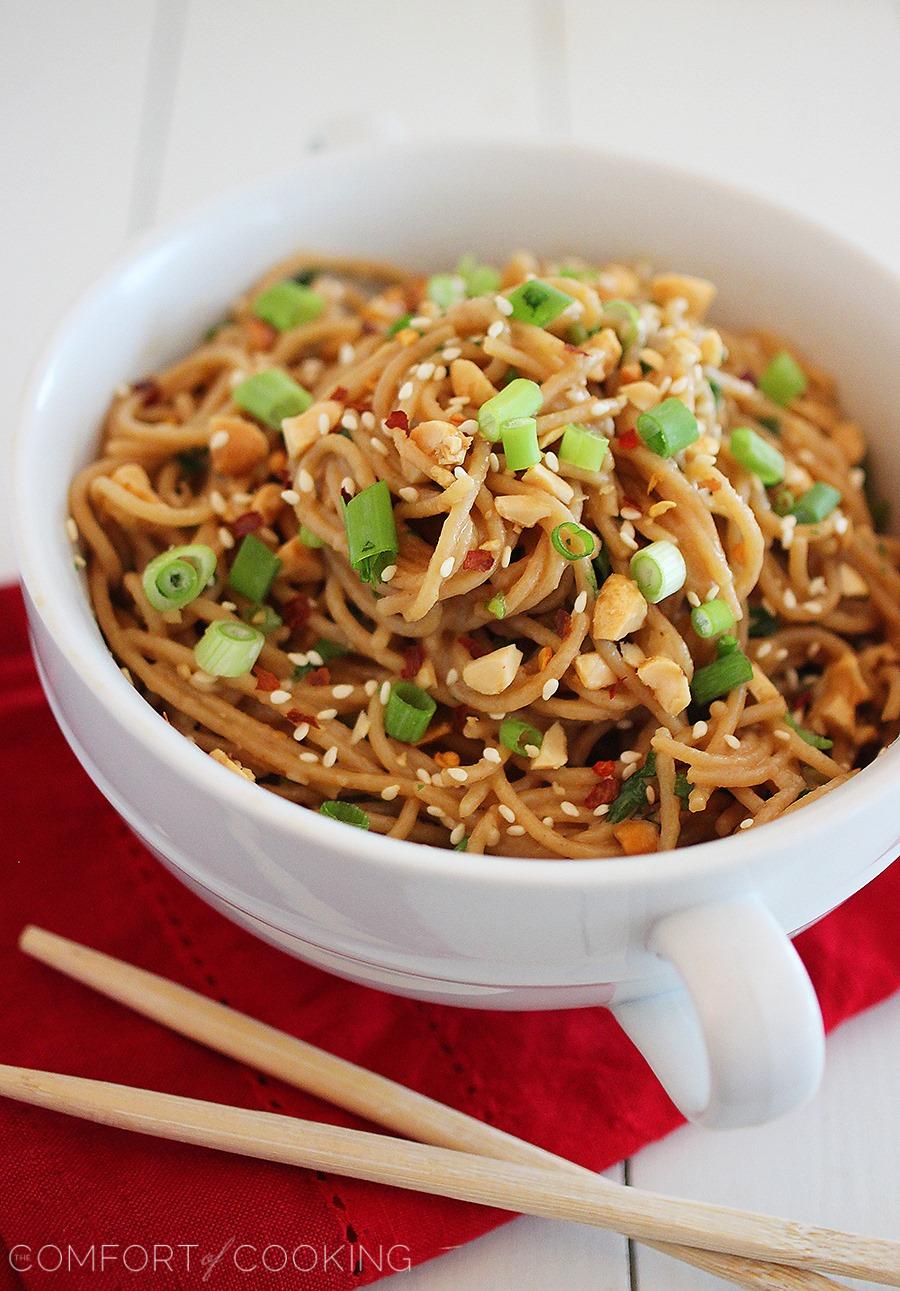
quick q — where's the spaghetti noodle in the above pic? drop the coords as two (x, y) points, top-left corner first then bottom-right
(68, 251), (900, 857)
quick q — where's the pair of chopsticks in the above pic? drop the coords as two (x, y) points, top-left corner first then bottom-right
(6, 928), (897, 1290)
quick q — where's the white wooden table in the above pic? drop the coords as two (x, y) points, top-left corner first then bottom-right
(2, 3), (898, 1286)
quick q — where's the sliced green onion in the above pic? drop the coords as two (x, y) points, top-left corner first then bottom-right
(716, 634), (739, 657)
(759, 351), (807, 405)
(558, 265), (597, 281)
(500, 718), (543, 757)
(506, 280), (574, 328)
(592, 544), (611, 585)
(388, 312), (414, 336)
(599, 299), (641, 350)
(299, 524), (324, 548)
(319, 801), (370, 830)
(709, 378), (722, 406)
(566, 322), (589, 346)
(758, 415), (781, 435)
(241, 604), (282, 634)
(228, 533), (282, 603)
(748, 605), (779, 637)
(607, 751), (656, 824)
(253, 281), (324, 332)
(551, 522), (596, 561)
(142, 544), (217, 611)
(771, 487), (795, 517)
(784, 714), (833, 751)
(501, 417), (541, 471)
(690, 598), (734, 639)
(559, 423), (608, 473)
(630, 540), (686, 603)
(486, 592), (507, 619)
(791, 482), (842, 525)
(427, 273), (465, 309)
(674, 771), (691, 803)
(453, 835), (469, 851)
(344, 479), (398, 585)
(636, 398), (699, 458)
(729, 427), (785, 485)
(477, 378), (542, 442)
(384, 681), (437, 743)
(690, 649), (753, 706)
(194, 620), (264, 677)
(292, 637), (349, 679)
(233, 369), (312, 429)
(583, 558), (598, 594)
(457, 255), (501, 297)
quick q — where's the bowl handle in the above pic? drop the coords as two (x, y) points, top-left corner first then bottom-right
(611, 895), (824, 1128)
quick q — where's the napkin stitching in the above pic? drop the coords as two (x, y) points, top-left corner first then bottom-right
(412, 1002), (496, 1125)
(113, 818), (370, 1272)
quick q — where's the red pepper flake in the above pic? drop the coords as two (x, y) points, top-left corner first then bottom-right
(586, 778), (619, 809)
(739, 369), (755, 384)
(618, 427), (639, 450)
(402, 643), (426, 680)
(286, 708), (319, 729)
(246, 317), (277, 351)
(282, 593), (311, 634)
(330, 386), (349, 402)
(555, 609), (572, 639)
(307, 666), (331, 687)
(253, 667), (280, 692)
(232, 510), (263, 538)
(592, 759), (617, 779)
(463, 548), (494, 572)
(384, 409), (409, 432)
(132, 378), (161, 405)
(458, 635), (488, 659)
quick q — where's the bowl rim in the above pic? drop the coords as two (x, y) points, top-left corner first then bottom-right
(13, 133), (900, 893)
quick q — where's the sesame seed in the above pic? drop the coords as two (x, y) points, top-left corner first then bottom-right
(416, 361), (435, 381)
(453, 466), (470, 482)
(524, 744), (539, 758)
(507, 824), (526, 836)
(221, 601), (236, 611)
(774, 728), (792, 742)
(573, 591), (587, 614)
(620, 750), (642, 764)
(501, 545), (512, 568)
(446, 767), (469, 783)
(645, 785), (656, 805)
(446, 668), (459, 685)
(620, 506), (641, 521)
(498, 804), (516, 823)
(209, 489), (227, 514)
(379, 681), (391, 705)
(542, 815), (554, 827)
(218, 527), (235, 549)
(833, 511), (849, 535)
(370, 436), (388, 455)
(299, 752), (319, 763)
(804, 600), (823, 614)
(380, 564), (397, 582)
(757, 641), (773, 658)
(440, 557), (455, 579)
(706, 584), (720, 601)
(724, 734), (741, 750)
(449, 823), (466, 844)
(340, 476), (356, 497)
(594, 803), (610, 817)
(489, 712), (506, 721)
(560, 800), (579, 818)
(317, 412), (331, 434)
(288, 652), (308, 665)
(398, 487), (419, 504)
(317, 707), (338, 721)
(297, 469), (315, 494)
(458, 418), (478, 435)
(332, 684), (354, 700)
(443, 347), (462, 361)
(416, 768), (432, 785)
(692, 720), (709, 738)
(544, 451), (560, 473)
(209, 430), (229, 450)
(307, 651), (324, 666)
(292, 723), (310, 742)
(739, 817), (754, 831)
(495, 295), (514, 316)
(489, 452), (501, 472)
(381, 784), (401, 801)
(269, 689), (292, 705)
(320, 745), (337, 768)
(426, 805), (445, 819)
(364, 679), (378, 697)
(622, 764), (637, 781)
(360, 411), (376, 430)
(542, 679), (559, 701)
(398, 381), (414, 400)
(487, 320), (505, 339)
(483, 747), (502, 764)
(340, 411), (358, 431)
(350, 712), (370, 744)
(65, 517), (79, 542)
(783, 589), (798, 609)
(281, 488), (300, 505)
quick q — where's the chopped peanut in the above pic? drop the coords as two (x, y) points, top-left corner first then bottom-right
(495, 494), (553, 526)
(209, 413), (269, 476)
(636, 655), (691, 716)
(251, 482), (288, 524)
(282, 400), (342, 458)
(583, 327), (622, 381)
(650, 273), (716, 319)
(838, 563), (869, 598)
(592, 574), (648, 641)
(648, 500), (677, 518)
(522, 463), (575, 504)
(450, 358), (495, 406)
(614, 820), (660, 855)
(531, 721), (568, 770)
(573, 652), (618, 691)
(813, 653), (871, 735)
(619, 380), (662, 412)
(109, 463), (157, 502)
(462, 643), (523, 694)
(210, 748), (255, 781)
(409, 419), (470, 466)
(699, 330), (725, 367)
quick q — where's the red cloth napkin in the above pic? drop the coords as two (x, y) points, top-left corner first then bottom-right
(1, 582), (898, 1289)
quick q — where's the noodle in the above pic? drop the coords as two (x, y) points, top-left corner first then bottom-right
(68, 252), (900, 858)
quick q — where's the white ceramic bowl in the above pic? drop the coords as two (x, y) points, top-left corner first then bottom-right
(14, 138), (900, 1129)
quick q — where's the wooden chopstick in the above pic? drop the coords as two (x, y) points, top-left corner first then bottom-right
(16, 930), (841, 1291)
(16, 927), (881, 1289)
(1, 1061), (897, 1285)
